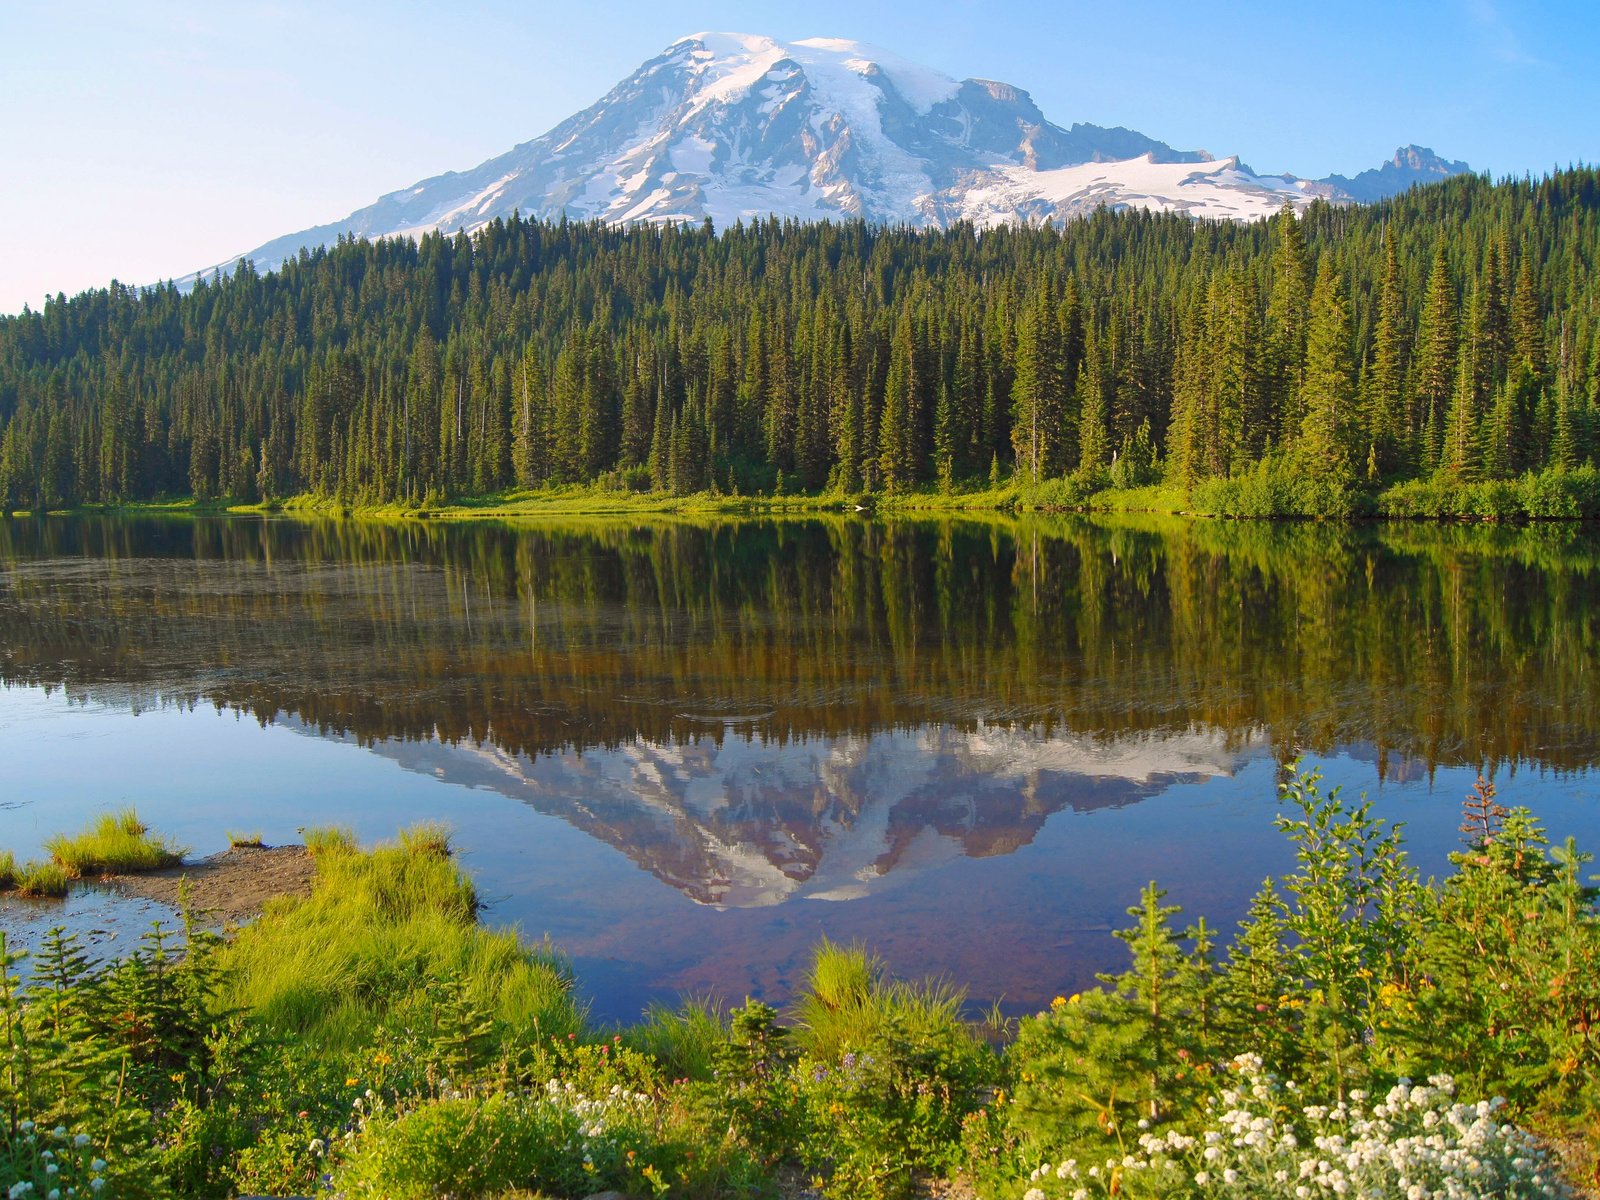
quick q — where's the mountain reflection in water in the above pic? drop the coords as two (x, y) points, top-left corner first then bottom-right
(367, 722), (1258, 907)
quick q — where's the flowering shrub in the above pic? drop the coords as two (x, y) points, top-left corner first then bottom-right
(1021, 1055), (1568, 1199)
(1, 1123), (112, 1200)
(333, 1074), (763, 1198)
(787, 945), (995, 1200)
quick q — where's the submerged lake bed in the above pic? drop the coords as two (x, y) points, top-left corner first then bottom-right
(1, 513), (1597, 1022)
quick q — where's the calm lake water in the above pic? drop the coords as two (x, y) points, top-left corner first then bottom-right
(2, 514), (1598, 1022)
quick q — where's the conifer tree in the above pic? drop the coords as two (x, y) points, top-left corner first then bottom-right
(1473, 238), (1511, 409)
(1009, 293), (1065, 482)
(1443, 328), (1480, 478)
(1511, 255), (1545, 380)
(1265, 203), (1311, 445)
(1075, 319), (1110, 478)
(1367, 232), (1409, 474)
(879, 307), (920, 491)
(1297, 258), (1359, 486)
(1412, 244), (1459, 472)
(511, 347), (545, 488)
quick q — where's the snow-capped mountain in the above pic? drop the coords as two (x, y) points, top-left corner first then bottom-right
(204, 33), (1470, 277)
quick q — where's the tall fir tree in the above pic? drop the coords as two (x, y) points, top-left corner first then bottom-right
(1297, 257), (1360, 486)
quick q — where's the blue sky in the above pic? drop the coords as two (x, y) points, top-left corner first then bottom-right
(2, 0), (1595, 313)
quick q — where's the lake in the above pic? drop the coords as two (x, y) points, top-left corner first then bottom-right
(2, 513), (1598, 1023)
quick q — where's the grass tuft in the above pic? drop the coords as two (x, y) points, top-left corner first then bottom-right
(397, 820), (454, 858)
(627, 997), (729, 1082)
(225, 830), (265, 848)
(14, 859), (69, 898)
(44, 807), (185, 876)
(794, 939), (970, 1062)
(0, 849), (13, 890)
(302, 825), (357, 858)
(221, 829), (583, 1050)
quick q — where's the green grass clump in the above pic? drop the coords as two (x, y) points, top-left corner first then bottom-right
(302, 825), (358, 858)
(14, 859), (69, 897)
(221, 823), (583, 1050)
(44, 807), (185, 876)
(397, 820), (453, 858)
(626, 997), (729, 1082)
(0, 849), (14, 890)
(793, 939), (970, 1062)
(226, 830), (265, 848)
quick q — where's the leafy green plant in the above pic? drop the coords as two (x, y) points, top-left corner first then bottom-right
(335, 1076), (765, 1200)
(708, 1000), (795, 1163)
(1, 1122), (118, 1200)
(1025, 1057), (1569, 1199)
(1266, 763), (1423, 1098)
(792, 944), (994, 1199)
(1404, 784), (1600, 1127)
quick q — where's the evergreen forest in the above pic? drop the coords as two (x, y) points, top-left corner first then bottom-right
(3, 168), (1600, 515)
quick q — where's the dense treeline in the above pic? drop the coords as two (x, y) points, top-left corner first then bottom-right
(2, 168), (1600, 510)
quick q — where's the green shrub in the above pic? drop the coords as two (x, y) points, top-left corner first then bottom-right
(1467, 477), (1523, 519)
(1014, 474), (1094, 511)
(335, 1079), (764, 1199)
(1522, 465), (1600, 518)
(1007, 885), (1222, 1164)
(45, 808), (184, 876)
(1189, 454), (1369, 518)
(792, 943), (995, 1199)
(1, 1122), (121, 1200)
(706, 1000), (796, 1162)
(1403, 786), (1600, 1125)
(1379, 466), (1600, 521)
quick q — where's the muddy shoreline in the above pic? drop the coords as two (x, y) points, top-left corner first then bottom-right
(104, 843), (314, 922)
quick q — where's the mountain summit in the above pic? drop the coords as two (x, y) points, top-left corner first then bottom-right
(208, 33), (1469, 277)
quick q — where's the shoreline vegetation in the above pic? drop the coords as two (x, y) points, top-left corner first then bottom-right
(9, 458), (1600, 524)
(2, 774), (1596, 1198)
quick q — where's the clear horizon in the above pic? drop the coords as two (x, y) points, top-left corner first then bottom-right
(2, 0), (1594, 314)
